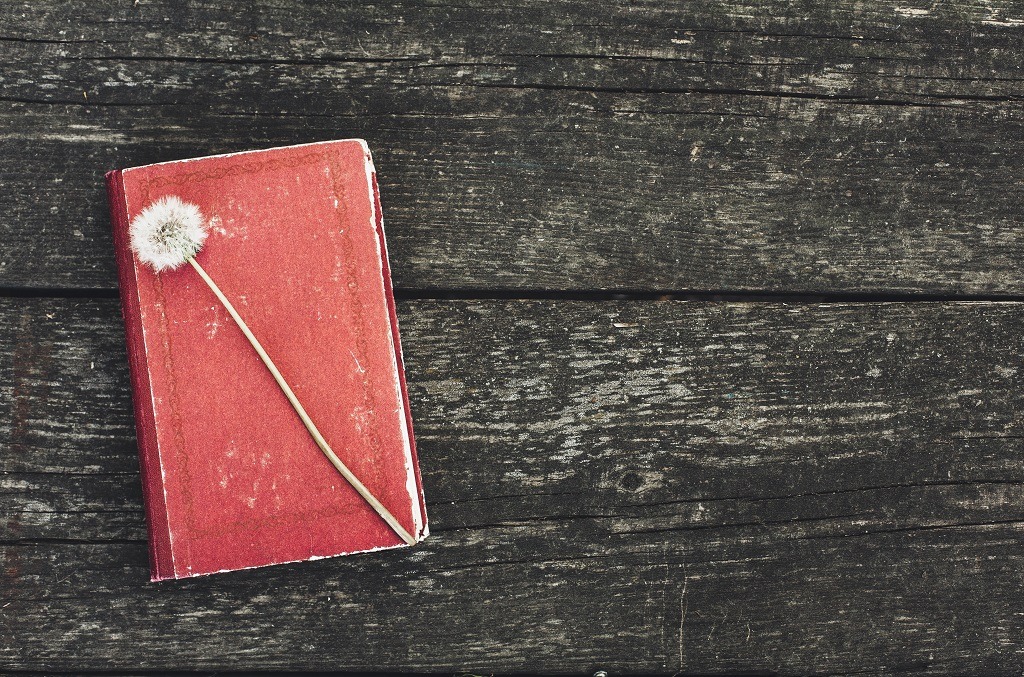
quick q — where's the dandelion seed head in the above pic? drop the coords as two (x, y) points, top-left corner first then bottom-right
(129, 196), (209, 271)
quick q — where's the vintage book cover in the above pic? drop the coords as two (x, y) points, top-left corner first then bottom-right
(105, 139), (427, 581)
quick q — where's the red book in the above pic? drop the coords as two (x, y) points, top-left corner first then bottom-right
(106, 139), (427, 581)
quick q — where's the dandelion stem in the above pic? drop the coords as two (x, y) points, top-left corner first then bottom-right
(186, 256), (417, 546)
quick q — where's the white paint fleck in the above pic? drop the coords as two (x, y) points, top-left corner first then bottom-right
(894, 7), (930, 16)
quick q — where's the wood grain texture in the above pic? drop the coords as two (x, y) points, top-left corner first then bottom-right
(5, 297), (1024, 673)
(2, 1), (1024, 293)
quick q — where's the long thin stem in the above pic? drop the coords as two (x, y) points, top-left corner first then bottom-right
(187, 257), (417, 546)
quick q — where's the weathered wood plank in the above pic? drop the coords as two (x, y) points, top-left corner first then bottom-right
(2, 1), (1024, 292)
(5, 297), (1024, 673)
(7, 0), (1024, 100)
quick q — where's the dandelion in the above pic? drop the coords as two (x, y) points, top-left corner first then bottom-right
(129, 196), (208, 271)
(128, 196), (416, 546)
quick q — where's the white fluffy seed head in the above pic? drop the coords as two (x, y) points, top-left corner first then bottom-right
(129, 196), (209, 271)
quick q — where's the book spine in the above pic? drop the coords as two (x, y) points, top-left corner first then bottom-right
(105, 170), (175, 581)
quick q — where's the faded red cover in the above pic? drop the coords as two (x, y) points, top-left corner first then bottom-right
(106, 139), (427, 581)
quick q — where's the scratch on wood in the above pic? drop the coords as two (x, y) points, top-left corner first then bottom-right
(678, 557), (688, 672)
(659, 542), (669, 662)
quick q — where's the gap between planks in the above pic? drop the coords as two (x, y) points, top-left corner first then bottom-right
(6, 286), (1024, 303)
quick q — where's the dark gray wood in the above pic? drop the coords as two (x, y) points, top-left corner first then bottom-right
(5, 297), (1024, 673)
(2, 1), (1024, 293)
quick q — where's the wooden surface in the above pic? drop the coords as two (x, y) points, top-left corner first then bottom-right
(4, 1), (1024, 674)
(5, 0), (1024, 294)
